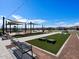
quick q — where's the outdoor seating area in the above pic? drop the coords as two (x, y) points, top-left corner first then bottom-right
(38, 37), (47, 41)
(38, 37), (56, 44)
(1, 33), (12, 40)
(27, 33), (70, 54)
(0, 0), (79, 59)
(1, 17), (48, 36)
(9, 39), (36, 59)
(47, 39), (56, 44)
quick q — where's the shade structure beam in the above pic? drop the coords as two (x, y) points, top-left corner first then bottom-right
(2, 17), (40, 34)
(6, 20), (7, 32)
(25, 23), (27, 33)
(2, 17), (5, 34)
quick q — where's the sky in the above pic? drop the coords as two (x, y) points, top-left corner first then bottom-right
(0, 0), (79, 27)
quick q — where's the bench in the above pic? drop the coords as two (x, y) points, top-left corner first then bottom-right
(11, 39), (36, 59)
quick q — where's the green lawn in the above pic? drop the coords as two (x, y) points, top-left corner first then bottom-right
(27, 33), (70, 54)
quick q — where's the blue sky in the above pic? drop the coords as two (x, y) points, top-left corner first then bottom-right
(0, 0), (79, 27)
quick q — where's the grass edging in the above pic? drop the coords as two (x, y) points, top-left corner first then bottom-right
(56, 34), (71, 56)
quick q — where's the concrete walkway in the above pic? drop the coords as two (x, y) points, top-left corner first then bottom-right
(0, 38), (13, 59)
(0, 32), (61, 59)
(2, 32), (61, 46)
(16, 32), (61, 42)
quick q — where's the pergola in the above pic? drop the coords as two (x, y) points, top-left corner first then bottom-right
(6, 19), (25, 33)
(2, 17), (42, 34)
(27, 22), (38, 33)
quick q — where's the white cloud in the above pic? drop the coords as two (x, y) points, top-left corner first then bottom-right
(74, 22), (79, 26)
(0, 15), (79, 28)
(12, 15), (26, 22)
(26, 19), (46, 24)
(12, 15), (46, 24)
(0, 16), (3, 28)
(52, 21), (79, 27)
(12, 15), (23, 19)
(0, 20), (2, 24)
(11, 15), (79, 28)
(55, 22), (66, 26)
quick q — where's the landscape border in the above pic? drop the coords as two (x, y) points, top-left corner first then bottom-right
(27, 34), (71, 57)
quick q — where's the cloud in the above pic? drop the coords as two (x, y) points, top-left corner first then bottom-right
(74, 22), (79, 26)
(12, 15), (22, 19)
(55, 22), (65, 26)
(12, 15), (46, 24)
(0, 20), (2, 24)
(0, 15), (79, 28)
(26, 19), (46, 24)
(12, 15), (26, 22)
(0, 16), (3, 28)
(53, 21), (79, 27)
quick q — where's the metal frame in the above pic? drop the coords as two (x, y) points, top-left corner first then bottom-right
(2, 17), (5, 34)
(2, 17), (42, 35)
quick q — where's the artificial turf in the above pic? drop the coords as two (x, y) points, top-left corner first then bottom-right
(27, 33), (70, 54)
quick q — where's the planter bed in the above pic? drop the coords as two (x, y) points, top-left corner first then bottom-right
(27, 33), (70, 54)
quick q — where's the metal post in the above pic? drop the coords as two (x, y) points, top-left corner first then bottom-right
(42, 24), (44, 33)
(17, 24), (18, 33)
(2, 17), (5, 34)
(25, 23), (27, 33)
(10, 23), (11, 33)
(30, 22), (32, 34)
(6, 20), (7, 32)
(33, 24), (34, 32)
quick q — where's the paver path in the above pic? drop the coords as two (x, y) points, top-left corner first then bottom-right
(58, 32), (79, 59)
(33, 32), (79, 59)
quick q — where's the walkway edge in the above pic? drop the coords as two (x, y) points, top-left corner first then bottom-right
(56, 34), (71, 56)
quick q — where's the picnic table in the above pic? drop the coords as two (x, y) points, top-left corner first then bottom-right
(38, 37), (47, 41)
(47, 39), (56, 44)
